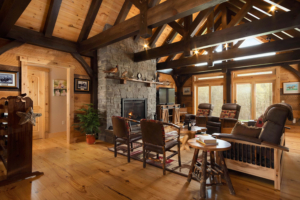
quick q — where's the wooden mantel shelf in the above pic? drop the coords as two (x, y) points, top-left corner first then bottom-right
(105, 76), (167, 87)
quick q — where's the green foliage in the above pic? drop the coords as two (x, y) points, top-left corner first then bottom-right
(73, 104), (101, 135)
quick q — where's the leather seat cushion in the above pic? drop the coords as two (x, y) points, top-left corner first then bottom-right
(207, 121), (221, 127)
(144, 140), (178, 154)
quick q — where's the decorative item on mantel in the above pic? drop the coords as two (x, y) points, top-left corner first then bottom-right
(121, 70), (128, 78)
(103, 65), (118, 76)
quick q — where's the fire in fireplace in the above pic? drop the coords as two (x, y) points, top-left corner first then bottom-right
(121, 98), (147, 121)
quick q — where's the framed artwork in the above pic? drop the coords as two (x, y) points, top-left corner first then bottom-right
(74, 78), (90, 92)
(53, 79), (67, 96)
(283, 82), (300, 94)
(183, 87), (191, 95)
(0, 70), (19, 89)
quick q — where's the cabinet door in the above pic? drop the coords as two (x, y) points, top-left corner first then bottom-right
(173, 107), (180, 124)
(162, 108), (169, 123)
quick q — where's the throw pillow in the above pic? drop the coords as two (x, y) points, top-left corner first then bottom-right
(231, 122), (262, 138)
(220, 110), (236, 119)
(255, 115), (264, 127)
(196, 109), (210, 117)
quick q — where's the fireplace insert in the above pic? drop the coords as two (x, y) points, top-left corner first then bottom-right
(121, 98), (147, 122)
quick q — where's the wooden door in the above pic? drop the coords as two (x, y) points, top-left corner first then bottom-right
(27, 68), (48, 139)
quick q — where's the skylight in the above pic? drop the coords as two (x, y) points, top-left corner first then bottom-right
(237, 71), (273, 77)
(239, 37), (262, 48)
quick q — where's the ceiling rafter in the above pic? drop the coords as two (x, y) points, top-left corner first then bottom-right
(114, 0), (133, 25)
(77, 0), (103, 42)
(79, 0), (227, 53)
(44, 0), (62, 38)
(173, 50), (300, 75)
(134, 9), (300, 62)
(157, 37), (300, 70)
(0, 0), (31, 37)
(148, 24), (167, 48)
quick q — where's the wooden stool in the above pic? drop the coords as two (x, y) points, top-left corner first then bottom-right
(187, 138), (235, 199)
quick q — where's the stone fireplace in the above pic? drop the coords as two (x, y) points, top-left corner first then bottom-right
(121, 98), (147, 122)
(97, 37), (156, 143)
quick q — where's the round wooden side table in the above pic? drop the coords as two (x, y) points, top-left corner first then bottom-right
(180, 126), (207, 151)
(187, 138), (235, 199)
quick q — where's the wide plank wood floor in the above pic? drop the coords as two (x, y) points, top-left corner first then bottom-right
(0, 132), (299, 200)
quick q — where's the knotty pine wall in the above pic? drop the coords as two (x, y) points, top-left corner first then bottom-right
(0, 39), (91, 141)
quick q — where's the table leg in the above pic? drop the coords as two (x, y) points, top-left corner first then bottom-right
(218, 151), (235, 195)
(187, 149), (199, 182)
(210, 151), (215, 184)
(200, 151), (207, 199)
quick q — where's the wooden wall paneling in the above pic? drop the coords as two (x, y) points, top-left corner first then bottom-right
(15, 0), (49, 33)
(52, 0), (93, 42)
(0, 40), (24, 55)
(67, 67), (74, 144)
(88, 0), (125, 39)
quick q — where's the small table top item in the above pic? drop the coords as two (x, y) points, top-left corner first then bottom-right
(187, 138), (231, 151)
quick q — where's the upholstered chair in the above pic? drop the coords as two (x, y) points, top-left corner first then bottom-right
(206, 103), (241, 134)
(213, 103), (293, 190)
(140, 119), (181, 175)
(195, 103), (214, 126)
(112, 116), (142, 163)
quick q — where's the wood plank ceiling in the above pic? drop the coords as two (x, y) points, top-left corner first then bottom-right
(4, 0), (300, 72)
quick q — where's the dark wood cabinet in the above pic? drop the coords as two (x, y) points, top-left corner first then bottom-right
(156, 104), (180, 124)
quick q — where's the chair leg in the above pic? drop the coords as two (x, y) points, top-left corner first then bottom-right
(127, 140), (130, 163)
(177, 141), (181, 167)
(143, 144), (146, 168)
(114, 136), (117, 158)
(131, 142), (133, 152)
(156, 153), (159, 160)
(163, 149), (166, 175)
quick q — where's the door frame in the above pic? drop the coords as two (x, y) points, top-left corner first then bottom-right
(20, 56), (75, 144)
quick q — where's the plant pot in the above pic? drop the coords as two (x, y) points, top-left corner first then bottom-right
(86, 134), (95, 144)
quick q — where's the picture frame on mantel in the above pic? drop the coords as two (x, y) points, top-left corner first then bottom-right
(0, 70), (19, 89)
(283, 82), (300, 94)
(74, 78), (90, 93)
(182, 87), (192, 95)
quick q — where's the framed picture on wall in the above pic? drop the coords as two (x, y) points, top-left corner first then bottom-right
(74, 78), (90, 92)
(283, 82), (300, 94)
(53, 79), (67, 96)
(182, 87), (191, 95)
(0, 70), (19, 89)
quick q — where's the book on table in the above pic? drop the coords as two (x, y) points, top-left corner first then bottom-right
(196, 135), (218, 146)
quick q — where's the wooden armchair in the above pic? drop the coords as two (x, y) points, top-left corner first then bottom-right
(112, 116), (142, 163)
(213, 103), (293, 190)
(140, 119), (181, 175)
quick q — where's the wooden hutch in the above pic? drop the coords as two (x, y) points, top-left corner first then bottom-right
(156, 104), (180, 124)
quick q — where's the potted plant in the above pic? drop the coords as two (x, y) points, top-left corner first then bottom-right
(73, 104), (101, 144)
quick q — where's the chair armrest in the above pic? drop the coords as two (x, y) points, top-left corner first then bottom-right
(261, 141), (289, 152)
(162, 122), (180, 129)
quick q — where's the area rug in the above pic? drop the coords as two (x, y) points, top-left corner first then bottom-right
(107, 139), (203, 178)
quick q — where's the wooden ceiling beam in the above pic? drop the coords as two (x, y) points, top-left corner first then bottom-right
(79, 0), (227, 52)
(0, 40), (24, 55)
(114, 0), (132, 25)
(157, 37), (300, 70)
(148, 24), (167, 48)
(0, 0), (31, 37)
(172, 50), (300, 75)
(6, 26), (93, 57)
(134, 9), (300, 62)
(189, 7), (215, 37)
(71, 52), (93, 78)
(281, 63), (300, 79)
(77, 0), (103, 42)
(183, 15), (193, 57)
(168, 21), (185, 36)
(44, 0), (62, 38)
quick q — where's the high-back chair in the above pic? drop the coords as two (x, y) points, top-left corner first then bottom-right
(206, 103), (241, 134)
(195, 103), (214, 126)
(112, 116), (142, 163)
(140, 120), (181, 175)
(213, 103), (293, 190)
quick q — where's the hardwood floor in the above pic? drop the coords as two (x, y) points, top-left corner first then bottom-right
(0, 132), (299, 200)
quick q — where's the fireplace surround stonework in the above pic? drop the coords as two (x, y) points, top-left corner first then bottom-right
(97, 37), (156, 142)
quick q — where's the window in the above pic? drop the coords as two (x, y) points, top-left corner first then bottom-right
(232, 68), (278, 121)
(194, 73), (225, 116)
